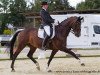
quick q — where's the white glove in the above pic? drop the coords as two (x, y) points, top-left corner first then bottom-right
(53, 20), (59, 26)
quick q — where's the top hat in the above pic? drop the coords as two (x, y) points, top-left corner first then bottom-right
(41, 1), (48, 5)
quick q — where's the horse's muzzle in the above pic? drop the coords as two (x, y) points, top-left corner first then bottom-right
(76, 33), (81, 37)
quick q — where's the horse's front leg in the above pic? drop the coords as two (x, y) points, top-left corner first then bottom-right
(46, 50), (58, 72)
(60, 48), (85, 66)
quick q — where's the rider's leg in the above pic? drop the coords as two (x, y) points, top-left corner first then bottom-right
(42, 34), (50, 50)
(42, 26), (53, 50)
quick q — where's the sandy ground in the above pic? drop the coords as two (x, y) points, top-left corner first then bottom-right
(1, 48), (100, 59)
(0, 57), (100, 75)
(0, 48), (100, 75)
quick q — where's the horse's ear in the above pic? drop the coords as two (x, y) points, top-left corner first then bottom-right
(80, 17), (84, 20)
(77, 16), (84, 21)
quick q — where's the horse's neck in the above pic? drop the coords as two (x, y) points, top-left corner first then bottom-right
(56, 22), (71, 38)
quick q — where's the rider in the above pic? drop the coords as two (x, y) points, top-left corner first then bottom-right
(40, 1), (55, 50)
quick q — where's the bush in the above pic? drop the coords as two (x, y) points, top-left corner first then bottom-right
(3, 29), (12, 35)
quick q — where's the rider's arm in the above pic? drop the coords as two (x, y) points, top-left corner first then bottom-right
(40, 9), (54, 24)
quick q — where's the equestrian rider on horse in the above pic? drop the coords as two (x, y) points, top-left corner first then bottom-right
(40, 1), (55, 50)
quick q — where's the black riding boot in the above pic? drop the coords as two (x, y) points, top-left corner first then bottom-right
(42, 35), (50, 50)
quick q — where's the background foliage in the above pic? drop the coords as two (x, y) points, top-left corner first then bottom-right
(0, 0), (100, 34)
(76, 0), (100, 10)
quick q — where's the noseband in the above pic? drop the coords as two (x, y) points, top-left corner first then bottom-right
(70, 17), (83, 35)
(70, 21), (80, 35)
(70, 29), (75, 34)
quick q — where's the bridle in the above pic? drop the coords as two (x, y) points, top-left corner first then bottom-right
(70, 29), (75, 34)
(70, 17), (84, 35)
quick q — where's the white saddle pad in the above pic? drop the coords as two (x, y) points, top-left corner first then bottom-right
(38, 25), (55, 39)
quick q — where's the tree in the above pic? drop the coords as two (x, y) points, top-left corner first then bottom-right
(0, 0), (13, 33)
(76, 2), (86, 10)
(32, 0), (41, 12)
(0, 0), (27, 34)
(31, 0), (74, 12)
(49, 0), (74, 11)
(9, 0), (27, 27)
(76, 0), (100, 10)
(0, 0), (11, 13)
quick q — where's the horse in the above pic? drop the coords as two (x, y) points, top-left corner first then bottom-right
(9, 16), (84, 72)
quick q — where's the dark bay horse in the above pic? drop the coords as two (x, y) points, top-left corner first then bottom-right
(9, 16), (84, 72)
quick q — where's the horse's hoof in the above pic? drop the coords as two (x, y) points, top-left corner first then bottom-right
(46, 66), (52, 72)
(81, 63), (85, 66)
(47, 69), (52, 72)
(11, 69), (15, 72)
(36, 66), (40, 71)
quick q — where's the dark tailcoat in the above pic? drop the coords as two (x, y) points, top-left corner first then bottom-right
(40, 9), (54, 27)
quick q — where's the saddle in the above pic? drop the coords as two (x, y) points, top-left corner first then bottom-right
(38, 24), (55, 39)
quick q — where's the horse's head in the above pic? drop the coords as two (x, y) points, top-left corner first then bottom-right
(69, 16), (84, 37)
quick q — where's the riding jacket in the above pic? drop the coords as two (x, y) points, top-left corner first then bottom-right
(40, 8), (54, 27)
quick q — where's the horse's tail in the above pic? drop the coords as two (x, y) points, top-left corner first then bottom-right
(10, 31), (22, 60)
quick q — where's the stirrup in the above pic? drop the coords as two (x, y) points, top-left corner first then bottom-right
(41, 47), (46, 51)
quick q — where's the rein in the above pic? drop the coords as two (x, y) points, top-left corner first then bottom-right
(69, 17), (83, 35)
(70, 20), (78, 35)
(70, 29), (75, 35)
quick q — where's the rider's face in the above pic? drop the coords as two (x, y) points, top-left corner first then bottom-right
(43, 5), (48, 10)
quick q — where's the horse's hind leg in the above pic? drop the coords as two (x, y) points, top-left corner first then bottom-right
(27, 46), (40, 70)
(46, 50), (58, 72)
(61, 48), (85, 66)
(11, 44), (26, 72)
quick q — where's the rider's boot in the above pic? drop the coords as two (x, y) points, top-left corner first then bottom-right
(42, 35), (50, 51)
